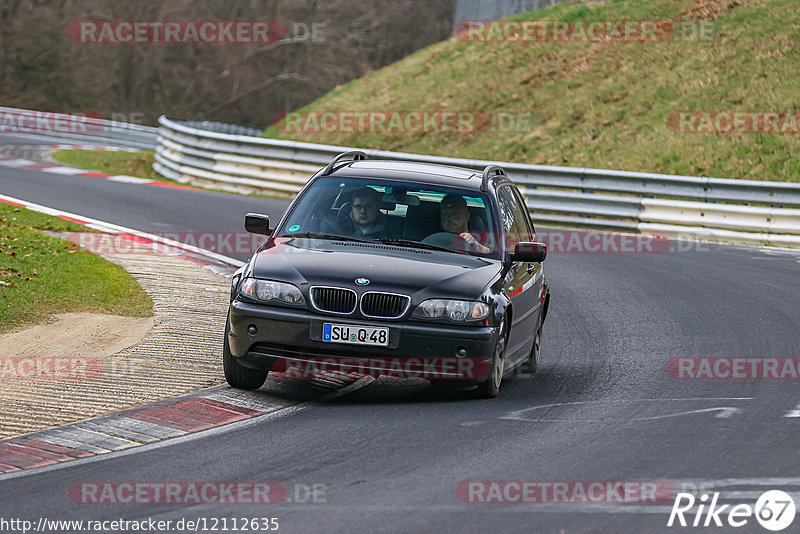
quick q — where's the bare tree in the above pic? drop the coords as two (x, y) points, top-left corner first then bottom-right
(0, 0), (456, 128)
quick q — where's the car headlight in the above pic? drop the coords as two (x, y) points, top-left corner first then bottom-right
(230, 274), (241, 301)
(413, 299), (490, 321)
(239, 278), (305, 305)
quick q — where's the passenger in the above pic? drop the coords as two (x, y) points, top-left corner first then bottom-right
(426, 194), (491, 253)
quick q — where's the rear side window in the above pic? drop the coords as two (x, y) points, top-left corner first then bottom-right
(514, 188), (536, 241)
(509, 187), (533, 243)
(497, 186), (524, 251)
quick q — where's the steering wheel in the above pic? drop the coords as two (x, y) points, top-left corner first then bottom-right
(422, 231), (491, 253)
(421, 232), (469, 251)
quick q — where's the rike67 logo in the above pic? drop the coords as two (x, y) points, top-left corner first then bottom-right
(668, 490), (796, 531)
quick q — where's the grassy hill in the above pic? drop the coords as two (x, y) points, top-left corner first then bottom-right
(264, 0), (800, 182)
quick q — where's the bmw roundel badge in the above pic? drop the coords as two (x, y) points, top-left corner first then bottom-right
(355, 277), (370, 286)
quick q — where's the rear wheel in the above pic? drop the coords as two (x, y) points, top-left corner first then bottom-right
(471, 319), (507, 399)
(223, 318), (268, 390)
(522, 320), (543, 374)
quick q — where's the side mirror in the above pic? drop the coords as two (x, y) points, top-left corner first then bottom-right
(244, 213), (271, 235)
(510, 242), (547, 263)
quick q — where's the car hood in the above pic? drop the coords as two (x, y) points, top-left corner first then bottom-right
(249, 238), (501, 300)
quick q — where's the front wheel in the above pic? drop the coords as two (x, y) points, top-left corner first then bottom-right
(223, 318), (268, 390)
(471, 319), (507, 399)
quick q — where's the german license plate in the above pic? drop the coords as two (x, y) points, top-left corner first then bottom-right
(322, 323), (389, 346)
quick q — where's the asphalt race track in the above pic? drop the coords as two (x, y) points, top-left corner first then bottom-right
(0, 135), (286, 262)
(1, 134), (799, 533)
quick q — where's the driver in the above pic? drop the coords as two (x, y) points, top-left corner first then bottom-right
(346, 187), (389, 238)
(428, 194), (491, 253)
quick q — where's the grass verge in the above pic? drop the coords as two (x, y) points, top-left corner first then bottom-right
(264, 0), (800, 182)
(51, 149), (165, 181)
(0, 203), (153, 333)
(50, 149), (285, 198)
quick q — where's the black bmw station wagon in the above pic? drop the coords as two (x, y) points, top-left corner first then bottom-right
(225, 152), (550, 397)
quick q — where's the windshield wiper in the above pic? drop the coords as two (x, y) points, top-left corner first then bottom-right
(377, 238), (462, 254)
(280, 232), (372, 244)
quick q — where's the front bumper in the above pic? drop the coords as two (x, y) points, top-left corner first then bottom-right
(228, 300), (497, 382)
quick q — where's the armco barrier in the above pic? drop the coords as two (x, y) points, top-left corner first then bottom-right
(154, 115), (800, 246)
(3, 105), (796, 247)
(0, 106), (157, 150)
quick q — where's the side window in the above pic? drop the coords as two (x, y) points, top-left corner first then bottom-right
(510, 187), (533, 243)
(497, 187), (522, 251)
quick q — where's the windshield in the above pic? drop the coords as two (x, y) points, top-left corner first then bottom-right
(277, 177), (500, 259)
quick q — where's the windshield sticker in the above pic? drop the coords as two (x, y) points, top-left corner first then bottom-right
(288, 224), (301, 232)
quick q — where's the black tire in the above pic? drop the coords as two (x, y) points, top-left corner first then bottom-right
(428, 380), (454, 393)
(223, 318), (268, 390)
(521, 320), (543, 374)
(471, 319), (507, 399)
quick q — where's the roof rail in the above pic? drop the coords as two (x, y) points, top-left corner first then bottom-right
(321, 151), (368, 176)
(481, 165), (506, 192)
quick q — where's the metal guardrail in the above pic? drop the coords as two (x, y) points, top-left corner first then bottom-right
(154, 115), (800, 247)
(4, 105), (794, 246)
(178, 121), (263, 138)
(0, 106), (157, 150)
(453, 0), (574, 33)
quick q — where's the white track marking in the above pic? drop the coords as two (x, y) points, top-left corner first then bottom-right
(0, 192), (244, 267)
(0, 158), (37, 166)
(106, 175), (153, 184)
(502, 398), (753, 422)
(785, 402), (800, 418)
(39, 166), (87, 175)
